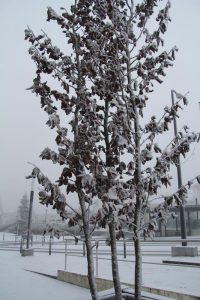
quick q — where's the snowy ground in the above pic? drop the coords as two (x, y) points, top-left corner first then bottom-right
(0, 251), (91, 300)
(0, 232), (200, 299)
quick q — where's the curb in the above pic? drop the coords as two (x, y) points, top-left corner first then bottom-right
(162, 260), (200, 267)
(24, 269), (57, 279)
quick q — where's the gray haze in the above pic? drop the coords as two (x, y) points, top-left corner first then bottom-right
(0, 0), (200, 214)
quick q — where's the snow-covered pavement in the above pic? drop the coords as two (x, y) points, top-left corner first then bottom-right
(0, 233), (200, 299)
(0, 248), (200, 299)
(0, 251), (90, 300)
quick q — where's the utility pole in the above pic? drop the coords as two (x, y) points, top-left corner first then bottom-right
(171, 90), (187, 246)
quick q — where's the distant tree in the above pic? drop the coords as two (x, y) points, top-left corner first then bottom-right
(25, 1), (200, 300)
(17, 193), (29, 235)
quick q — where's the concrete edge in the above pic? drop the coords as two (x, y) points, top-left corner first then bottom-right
(57, 270), (114, 291)
(98, 287), (174, 300)
(57, 270), (199, 300)
(163, 260), (200, 267)
(25, 269), (57, 279)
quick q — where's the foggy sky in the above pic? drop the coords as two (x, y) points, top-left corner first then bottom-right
(0, 0), (200, 214)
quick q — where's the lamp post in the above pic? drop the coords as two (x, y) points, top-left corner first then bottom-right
(21, 174), (35, 256)
(171, 90), (187, 246)
(26, 175), (35, 249)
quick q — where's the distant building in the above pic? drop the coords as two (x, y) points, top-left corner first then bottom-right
(158, 183), (200, 237)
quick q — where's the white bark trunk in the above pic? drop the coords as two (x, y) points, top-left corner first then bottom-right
(126, 38), (143, 300)
(109, 222), (122, 300)
(79, 194), (99, 300)
(134, 235), (142, 300)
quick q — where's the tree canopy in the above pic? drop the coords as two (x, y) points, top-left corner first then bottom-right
(25, 1), (200, 299)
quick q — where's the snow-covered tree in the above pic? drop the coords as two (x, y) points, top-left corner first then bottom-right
(25, 1), (200, 299)
(17, 193), (29, 235)
(25, 2), (101, 298)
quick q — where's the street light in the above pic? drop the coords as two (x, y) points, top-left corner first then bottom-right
(21, 174), (35, 256)
(25, 174), (35, 249)
(171, 90), (187, 246)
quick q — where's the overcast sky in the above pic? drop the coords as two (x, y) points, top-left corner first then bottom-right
(0, 0), (200, 214)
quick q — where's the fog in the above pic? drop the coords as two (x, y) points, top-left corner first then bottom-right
(0, 0), (200, 214)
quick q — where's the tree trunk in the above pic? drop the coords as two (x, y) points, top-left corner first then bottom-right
(104, 93), (122, 299)
(125, 38), (143, 299)
(79, 194), (99, 300)
(134, 237), (142, 300)
(109, 222), (122, 300)
(72, 16), (99, 299)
